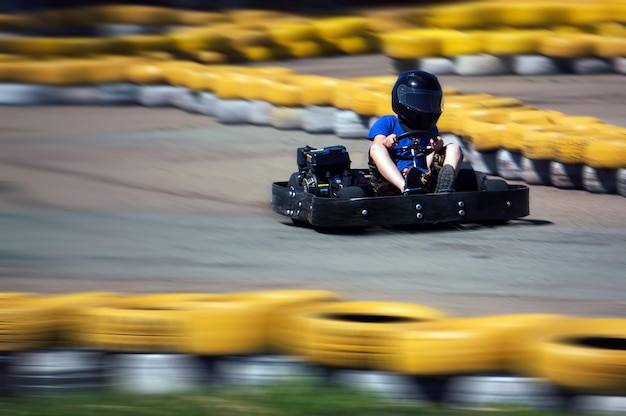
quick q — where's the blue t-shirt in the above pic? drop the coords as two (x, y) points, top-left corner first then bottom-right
(368, 115), (439, 173)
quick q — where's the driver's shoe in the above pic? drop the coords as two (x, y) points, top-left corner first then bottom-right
(435, 164), (456, 193)
(403, 167), (422, 195)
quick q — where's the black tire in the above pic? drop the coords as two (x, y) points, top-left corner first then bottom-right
(454, 162), (481, 192)
(336, 186), (366, 199)
(481, 178), (509, 192)
(291, 218), (309, 227)
(479, 178), (511, 225)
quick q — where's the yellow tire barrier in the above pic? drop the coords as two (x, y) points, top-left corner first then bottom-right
(425, 4), (485, 30)
(1, 60), (84, 85)
(350, 75), (396, 93)
(235, 76), (276, 101)
(459, 314), (574, 376)
(439, 30), (485, 57)
(520, 122), (599, 164)
(377, 318), (503, 375)
(0, 58), (137, 85)
(458, 107), (528, 147)
(184, 65), (281, 92)
(74, 295), (277, 355)
(263, 80), (304, 107)
(89, 56), (146, 84)
(239, 45), (277, 62)
(332, 34), (379, 55)
(522, 130), (564, 161)
(265, 19), (318, 46)
(0, 36), (113, 56)
(550, 127), (612, 165)
(89, 290), (339, 354)
(125, 62), (166, 85)
(212, 71), (254, 100)
(594, 36), (626, 58)
(222, 28), (273, 50)
(593, 22), (626, 37)
(586, 137), (626, 169)
(376, 314), (570, 376)
(293, 75), (341, 106)
(380, 30), (441, 59)
(137, 51), (174, 61)
(90, 5), (179, 25)
(113, 34), (175, 55)
(0, 54), (28, 63)
(226, 9), (294, 28)
(534, 318), (626, 395)
(189, 50), (229, 64)
(608, 3), (626, 25)
(539, 33), (597, 58)
(311, 17), (369, 41)
(126, 292), (221, 307)
(159, 61), (205, 87)
(271, 301), (447, 369)
(484, 30), (547, 56)
(463, 117), (509, 152)
(0, 292), (40, 301)
(36, 292), (129, 344)
(453, 107), (551, 152)
(171, 10), (228, 26)
(564, 3), (612, 27)
(363, 13), (416, 33)
(491, 2), (568, 28)
(230, 289), (342, 343)
(438, 94), (524, 135)
(502, 109), (566, 152)
(167, 28), (230, 53)
(0, 299), (57, 352)
(282, 39), (334, 59)
(331, 80), (382, 112)
(452, 107), (504, 138)
(351, 88), (386, 117)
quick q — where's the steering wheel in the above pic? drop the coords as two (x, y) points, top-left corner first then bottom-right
(391, 130), (438, 160)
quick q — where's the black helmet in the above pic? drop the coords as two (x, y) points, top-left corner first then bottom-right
(391, 70), (443, 130)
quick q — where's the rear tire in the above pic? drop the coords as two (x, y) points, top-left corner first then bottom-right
(336, 186), (366, 199)
(481, 178), (509, 192)
(291, 218), (309, 227)
(453, 161), (481, 192)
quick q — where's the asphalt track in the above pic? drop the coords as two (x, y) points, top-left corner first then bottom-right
(1, 54), (625, 318)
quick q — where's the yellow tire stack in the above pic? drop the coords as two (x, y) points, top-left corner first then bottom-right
(270, 301), (447, 369)
(529, 318), (626, 396)
(264, 18), (330, 59)
(71, 290), (341, 356)
(311, 17), (377, 55)
(0, 294), (56, 352)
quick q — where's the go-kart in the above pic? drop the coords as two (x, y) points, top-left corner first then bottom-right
(271, 130), (529, 230)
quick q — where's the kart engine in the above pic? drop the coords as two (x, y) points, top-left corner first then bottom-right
(296, 145), (352, 197)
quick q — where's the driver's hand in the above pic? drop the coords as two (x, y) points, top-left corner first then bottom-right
(384, 133), (398, 148)
(430, 136), (444, 151)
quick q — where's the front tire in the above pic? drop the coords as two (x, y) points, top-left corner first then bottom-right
(336, 186), (366, 199)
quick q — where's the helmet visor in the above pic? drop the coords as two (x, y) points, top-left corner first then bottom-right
(397, 85), (443, 113)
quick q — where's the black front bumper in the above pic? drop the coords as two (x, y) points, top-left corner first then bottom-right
(271, 181), (530, 229)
